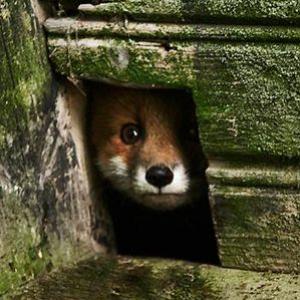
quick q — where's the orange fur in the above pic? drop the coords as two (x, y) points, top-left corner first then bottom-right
(88, 82), (207, 209)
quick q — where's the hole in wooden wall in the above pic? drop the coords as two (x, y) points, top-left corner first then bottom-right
(86, 81), (219, 264)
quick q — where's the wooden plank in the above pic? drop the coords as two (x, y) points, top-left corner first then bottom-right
(207, 162), (300, 272)
(210, 185), (300, 272)
(76, 0), (300, 24)
(0, 1), (54, 293)
(45, 17), (300, 42)
(47, 37), (300, 159)
(11, 256), (300, 299)
(207, 160), (300, 189)
(0, 0), (112, 295)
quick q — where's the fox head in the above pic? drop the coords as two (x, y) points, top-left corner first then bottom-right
(89, 83), (207, 210)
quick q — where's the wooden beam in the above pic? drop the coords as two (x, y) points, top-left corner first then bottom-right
(45, 18), (300, 43)
(76, 0), (300, 25)
(12, 256), (300, 299)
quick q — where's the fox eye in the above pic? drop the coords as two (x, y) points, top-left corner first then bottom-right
(121, 123), (142, 145)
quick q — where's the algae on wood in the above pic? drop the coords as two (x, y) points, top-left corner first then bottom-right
(45, 17), (300, 42)
(0, 0), (53, 294)
(76, 0), (300, 24)
(11, 256), (300, 299)
(46, 37), (300, 159)
(0, 0), (110, 295)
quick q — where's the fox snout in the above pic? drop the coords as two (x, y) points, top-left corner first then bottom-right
(146, 165), (173, 189)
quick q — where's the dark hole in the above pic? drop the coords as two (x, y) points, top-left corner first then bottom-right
(87, 82), (219, 264)
(104, 182), (219, 264)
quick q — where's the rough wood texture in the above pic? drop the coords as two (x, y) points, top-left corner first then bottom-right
(10, 256), (300, 299)
(46, 37), (300, 159)
(75, 0), (300, 24)
(211, 186), (300, 272)
(207, 161), (300, 188)
(45, 17), (300, 42)
(0, 0), (111, 295)
(45, 17), (300, 272)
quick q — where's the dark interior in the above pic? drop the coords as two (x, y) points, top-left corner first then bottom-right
(104, 182), (219, 264)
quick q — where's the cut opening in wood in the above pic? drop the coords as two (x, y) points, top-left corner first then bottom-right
(86, 80), (220, 264)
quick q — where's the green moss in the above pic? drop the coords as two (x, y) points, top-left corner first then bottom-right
(9, 256), (300, 299)
(49, 37), (195, 87)
(0, 0), (52, 295)
(1, 1), (104, 294)
(210, 185), (300, 271)
(0, 0), (51, 137)
(78, 0), (300, 24)
(45, 18), (300, 43)
(46, 21), (300, 273)
(194, 42), (300, 159)
(11, 257), (218, 299)
(207, 161), (300, 188)
(0, 192), (52, 296)
(48, 37), (300, 159)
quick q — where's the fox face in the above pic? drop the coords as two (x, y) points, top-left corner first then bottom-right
(89, 83), (207, 210)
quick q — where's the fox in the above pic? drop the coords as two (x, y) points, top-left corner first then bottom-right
(88, 82), (208, 211)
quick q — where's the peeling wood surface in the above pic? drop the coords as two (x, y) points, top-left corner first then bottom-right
(10, 256), (300, 299)
(45, 17), (300, 43)
(75, 0), (300, 24)
(0, 0), (111, 295)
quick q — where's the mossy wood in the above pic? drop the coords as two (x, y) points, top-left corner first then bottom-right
(11, 257), (300, 299)
(59, 0), (300, 24)
(46, 10), (300, 273)
(0, 0), (111, 295)
(2, 0), (300, 296)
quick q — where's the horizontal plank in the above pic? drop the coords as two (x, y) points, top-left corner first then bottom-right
(207, 160), (300, 188)
(47, 37), (300, 159)
(210, 185), (300, 272)
(12, 256), (300, 299)
(78, 0), (300, 25)
(45, 18), (300, 42)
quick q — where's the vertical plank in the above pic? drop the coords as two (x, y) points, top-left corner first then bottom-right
(0, 1), (111, 295)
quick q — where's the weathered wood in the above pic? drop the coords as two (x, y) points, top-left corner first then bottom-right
(207, 160), (300, 188)
(46, 37), (300, 159)
(76, 0), (300, 24)
(1, 0), (53, 293)
(10, 256), (300, 299)
(0, 0), (112, 295)
(45, 18), (300, 272)
(210, 186), (300, 272)
(45, 17), (300, 42)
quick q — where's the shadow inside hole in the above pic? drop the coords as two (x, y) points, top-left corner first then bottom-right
(104, 183), (219, 264)
(87, 81), (220, 264)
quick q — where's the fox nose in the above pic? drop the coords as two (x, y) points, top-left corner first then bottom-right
(146, 165), (173, 188)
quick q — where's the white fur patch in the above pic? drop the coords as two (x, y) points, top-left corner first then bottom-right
(162, 164), (189, 194)
(133, 164), (189, 194)
(108, 156), (128, 177)
(134, 166), (158, 193)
